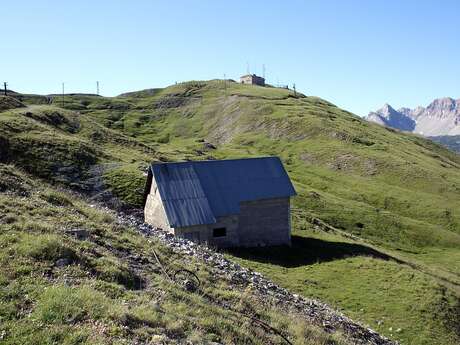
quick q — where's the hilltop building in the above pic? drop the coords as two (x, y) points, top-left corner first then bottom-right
(240, 74), (265, 86)
(143, 157), (296, 248)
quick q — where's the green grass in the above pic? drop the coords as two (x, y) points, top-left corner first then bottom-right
(0, 164), (348, 344)
(88, 80), (460, 275)
(227, 229), (460, 345)
(103, 163), (147, 207)
(35, 285), (113, 323)
(1, 79), (460, 344)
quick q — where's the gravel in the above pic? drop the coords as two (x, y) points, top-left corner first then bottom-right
(116, 211), (397, 345)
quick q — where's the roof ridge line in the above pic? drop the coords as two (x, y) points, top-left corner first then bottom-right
(152, 156), (279, 166)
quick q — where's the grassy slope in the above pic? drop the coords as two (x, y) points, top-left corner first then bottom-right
(1, 80), (459, 344)
(228, 229), (459, 345)
(430, 135), (460, 153)
(99, 80), (460, 276)
(0, 164), (349, 345)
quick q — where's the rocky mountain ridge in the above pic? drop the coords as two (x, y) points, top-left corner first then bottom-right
(367, 97), (460, 136)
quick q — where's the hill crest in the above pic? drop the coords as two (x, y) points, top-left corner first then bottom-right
(1, 80), (459, 345)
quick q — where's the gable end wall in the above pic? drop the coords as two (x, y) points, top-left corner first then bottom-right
(144, 177), (173, 233)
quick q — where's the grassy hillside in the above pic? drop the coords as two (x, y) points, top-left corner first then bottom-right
(1, 80), (459, 344)
(82, 80), (460, 276)
(0, 163), (352, 345)
(228, 228), (459, 345)
(430, 135), (460, 153)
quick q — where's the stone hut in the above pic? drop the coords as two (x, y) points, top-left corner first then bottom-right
(143, 157), (296, 248)
(240, 74), (265, 86)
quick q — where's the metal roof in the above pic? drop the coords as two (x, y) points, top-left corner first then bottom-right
(150, 157), (296, 228)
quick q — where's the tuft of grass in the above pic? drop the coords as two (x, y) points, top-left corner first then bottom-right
(40, 190), (73, 206)
(0, 165), (33, 196)
(91, 256), (141, 289)
(34, 285), (114, 323)
(12, 233), (77, 263)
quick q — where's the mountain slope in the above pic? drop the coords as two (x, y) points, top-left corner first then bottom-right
(1, 164), (359, 345)
(102, 82), (460, 258)
(367, 97), (460, 136)
(1, 80), (460, 344)
(430, 135), (460, 153)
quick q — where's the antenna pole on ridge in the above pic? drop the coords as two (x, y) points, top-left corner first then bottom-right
(62, 83), (65, 108)
(96, 81), (100, 95)
(262, 64), (266, 79)
(3, 82), (7, 96)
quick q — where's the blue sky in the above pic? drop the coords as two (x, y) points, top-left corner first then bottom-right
(2, 0), (459, 116)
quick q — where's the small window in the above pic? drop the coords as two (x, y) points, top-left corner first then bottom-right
(213, 227), (226, 238)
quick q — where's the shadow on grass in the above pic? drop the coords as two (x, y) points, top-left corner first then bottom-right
(228, 235), (395, 268)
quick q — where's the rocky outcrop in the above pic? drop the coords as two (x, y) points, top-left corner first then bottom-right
(367, 98), (460, 136)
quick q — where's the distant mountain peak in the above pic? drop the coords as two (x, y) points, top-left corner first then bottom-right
(367, 103), (415, 131)
(426, 97), (458, 114)
(366, 97), (460, 136)
(379, 103), (396, 114)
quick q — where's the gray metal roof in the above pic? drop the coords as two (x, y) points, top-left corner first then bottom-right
(150, 157), (296, 228)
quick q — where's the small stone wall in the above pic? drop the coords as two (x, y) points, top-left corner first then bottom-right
(239, 197), (291, 246)
(174, 215), (240, 247)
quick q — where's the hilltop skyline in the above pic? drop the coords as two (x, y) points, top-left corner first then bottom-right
(2, 0), (460, 116)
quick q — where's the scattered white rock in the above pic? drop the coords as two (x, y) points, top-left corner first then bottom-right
(55, 258), (71, 267)
(114, 210), (398, 345)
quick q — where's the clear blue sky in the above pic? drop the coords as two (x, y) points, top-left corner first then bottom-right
(2, 0), (459, 116)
